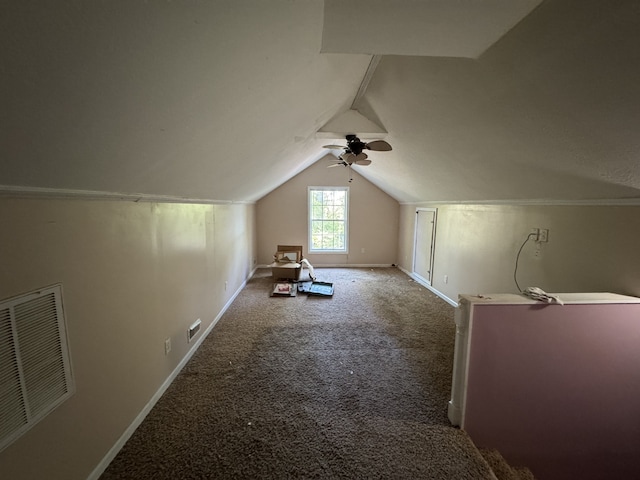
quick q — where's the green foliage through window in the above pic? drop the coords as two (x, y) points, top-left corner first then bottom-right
(309, 188), (348, 252)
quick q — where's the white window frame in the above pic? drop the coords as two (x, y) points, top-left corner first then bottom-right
(308, 186), (349, 254)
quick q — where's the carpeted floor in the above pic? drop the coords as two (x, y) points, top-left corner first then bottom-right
(100, 267), (496, 479)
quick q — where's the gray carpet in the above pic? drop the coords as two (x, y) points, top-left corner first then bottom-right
(101, 267), (495, 479)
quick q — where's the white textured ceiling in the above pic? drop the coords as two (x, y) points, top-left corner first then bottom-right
(322, 0), (543, 58)
(1, 0), (639, 204)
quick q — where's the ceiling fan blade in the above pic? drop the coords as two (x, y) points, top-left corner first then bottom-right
(323, 144), (346, 150)
(354, 158), (372, 166)
(354, 152), (368, 162)
(327, 163), (343, 168)
(365, 140), (392, 151)
(341, 153), (356, 163)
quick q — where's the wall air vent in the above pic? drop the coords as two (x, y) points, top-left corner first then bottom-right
(0, 285), (74, 453)
(188, 319), (202, 343)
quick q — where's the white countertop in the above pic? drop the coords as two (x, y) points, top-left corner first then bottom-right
(458, 292), (640, 305)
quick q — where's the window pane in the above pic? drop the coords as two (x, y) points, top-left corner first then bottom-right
(322, 220), (335, 235)
(324, 206), (335, 219)
(323, 191), (335, 204)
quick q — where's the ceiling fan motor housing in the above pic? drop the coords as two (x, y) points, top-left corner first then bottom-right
(345, 134), (365, 155)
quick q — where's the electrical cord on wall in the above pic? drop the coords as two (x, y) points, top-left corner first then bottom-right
(513, 232), (537, 292)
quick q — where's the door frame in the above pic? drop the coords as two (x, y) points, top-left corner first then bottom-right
(412, 207), (437, 285)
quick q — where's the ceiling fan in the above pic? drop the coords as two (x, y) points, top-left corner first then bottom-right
(323, 134), (392, 168)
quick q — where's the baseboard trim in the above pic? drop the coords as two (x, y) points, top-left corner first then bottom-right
(257, 264), (395, 269)
(311, 264), (395, 268)
(87, 277), (249, 480)
(398, 266), (459, 307)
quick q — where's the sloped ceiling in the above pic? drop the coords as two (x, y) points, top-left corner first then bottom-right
(321, 0), (543, 58)
(353, 0), (640, 202)
(1, 1), (639, 204)
(0, 1), (369, 202)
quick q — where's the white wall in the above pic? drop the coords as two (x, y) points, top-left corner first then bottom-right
(256, 156), (399, 266)
(399, 204), (640, 302)
(0, 197), (256, 480)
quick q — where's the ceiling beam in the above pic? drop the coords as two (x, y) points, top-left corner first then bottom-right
(351, 55), (382, 109)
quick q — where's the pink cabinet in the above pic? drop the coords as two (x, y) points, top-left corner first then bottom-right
(448, 293), (640, 480)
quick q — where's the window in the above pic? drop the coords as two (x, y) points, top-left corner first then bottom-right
(309, 187), (348, 253)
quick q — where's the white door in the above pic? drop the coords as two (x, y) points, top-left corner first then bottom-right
(413, 208), (436, 285)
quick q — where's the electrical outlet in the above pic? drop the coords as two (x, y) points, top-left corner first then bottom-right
(539, 228), (549, 243)
(164, 338), (171, 355)
(530, 228), (540, 241)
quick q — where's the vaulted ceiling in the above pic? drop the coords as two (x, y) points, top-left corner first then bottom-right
(2, 1), (639, 204)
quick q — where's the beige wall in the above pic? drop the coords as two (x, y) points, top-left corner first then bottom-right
(256, 156), (399, 266)
(398, 204), (640, 302)
(0, 197), (256, 480)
